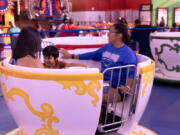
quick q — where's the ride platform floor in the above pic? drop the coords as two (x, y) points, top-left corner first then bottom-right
(0, 79), (180, 135)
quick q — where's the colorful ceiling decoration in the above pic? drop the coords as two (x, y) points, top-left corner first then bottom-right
(28, 0), (71, 20)
(0, 0), (13, 14)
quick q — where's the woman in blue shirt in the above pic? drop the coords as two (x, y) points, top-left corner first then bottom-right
(61, 23), (137, 103)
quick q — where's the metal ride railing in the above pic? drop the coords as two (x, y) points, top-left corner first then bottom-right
(98, 64), (138, 134)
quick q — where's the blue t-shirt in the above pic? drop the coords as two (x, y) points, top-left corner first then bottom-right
(79, 43), (137, 87)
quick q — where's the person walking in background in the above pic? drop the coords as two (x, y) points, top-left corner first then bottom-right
(59, 19), (77, 37)
(7, 21), (21, 52)
(48, 24), (57, 38)
(157, 17), (167, 32)
(157, 22), (166, 32)
(35, 24), (46, 38)
(117, 17), (128, 26)
(0, 24), (5, 58)
(170, 23), (179, 32)
(0, 25), (5, 46)
(131, 19), (155, 59)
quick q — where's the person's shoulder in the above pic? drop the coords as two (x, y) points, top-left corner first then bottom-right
(61, 24), (68, 30)
(123, 45), (136, 61)
(35, 59), (44, 68)
(56, 60), (66, 64)
(56, 60), (66, 68)
(7, 27), (12, 32)
(17, 57), (44, 68)
(70, 25), (77, 29)
(105, 43), (112, 47)
(124, 44), (135, 53)
(100, 43), (112, 50)
(9, 27), (19, 32)
(28, 58), (44, 68)
(15, 27), (21, 31)
(43, 63), (48, 68)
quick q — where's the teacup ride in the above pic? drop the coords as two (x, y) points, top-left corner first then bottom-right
(150, 32), (180, 82)
(0, 45), (12, 97)
(0, 37), (156, 135)
(42, 36), (107, 49)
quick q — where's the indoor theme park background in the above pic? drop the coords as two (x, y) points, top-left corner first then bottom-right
(152, 0), (180, 27)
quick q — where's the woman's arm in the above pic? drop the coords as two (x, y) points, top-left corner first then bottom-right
(61, 49), (79, 59)
(61, 45), (106, 61)
(119, 78), (134, 94)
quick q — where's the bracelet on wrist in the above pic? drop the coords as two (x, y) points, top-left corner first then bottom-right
(126, 85), (130, 90)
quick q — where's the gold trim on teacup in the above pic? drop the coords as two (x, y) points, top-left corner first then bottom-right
(0, 62), (103, 107)
(140, 61), (155, 74)
(0, 62), (103, 81)
(140, 61), (155, 98)
(130, 124), (157, 135)
(1, 82), (59, 135)
(57, 80), (101, 107)
(141, 70), (154, 98)
(137, 125), (157, 135)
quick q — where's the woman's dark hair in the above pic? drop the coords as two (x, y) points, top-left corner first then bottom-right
(43, 45), (59, 60)
(13, 27), (42, 59)
(113, 23), (130, 45)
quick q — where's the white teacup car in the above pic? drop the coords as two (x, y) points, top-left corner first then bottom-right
(1, 37), (155, 135)
(150, 32), (180, 80)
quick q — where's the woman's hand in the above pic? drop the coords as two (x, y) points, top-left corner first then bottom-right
(60, 49), (71, 59)
(119, 85), (130, 94)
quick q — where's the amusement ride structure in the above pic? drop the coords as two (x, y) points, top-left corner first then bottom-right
(28, 0), (71, 20)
